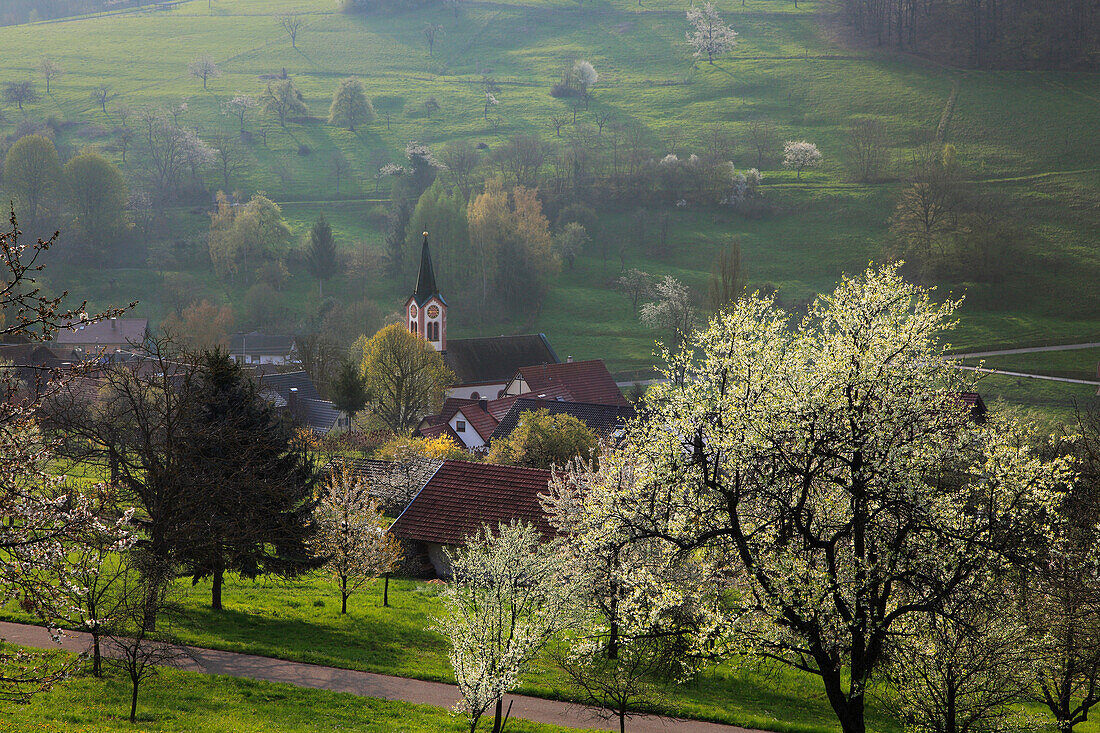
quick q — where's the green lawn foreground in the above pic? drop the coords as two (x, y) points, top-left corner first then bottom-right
(3, 570), (1091, 731)
(0, 651), (582, 733)
(3, 573), (897, 733)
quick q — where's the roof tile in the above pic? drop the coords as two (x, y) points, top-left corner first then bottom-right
(513, 360), (629, 407)
(389, 460), (553, 545)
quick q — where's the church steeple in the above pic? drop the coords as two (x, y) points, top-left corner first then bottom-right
(413, 233), (441, 305)
(405, 232), (447, 352)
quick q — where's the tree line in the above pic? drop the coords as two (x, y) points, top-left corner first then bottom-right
(840, 0), (1100, 69)
(0, 0), (145, 26)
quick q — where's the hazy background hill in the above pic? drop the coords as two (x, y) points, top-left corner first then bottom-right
(0, 0), (1096, 411)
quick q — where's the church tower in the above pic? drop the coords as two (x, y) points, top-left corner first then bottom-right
(405, 233), (447, 352)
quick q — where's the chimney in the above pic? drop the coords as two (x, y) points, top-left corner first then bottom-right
(111, 317), (117, 330)
(478, 398), (488, 413)
(288, 387), (299, 416)
(567, 355), (573, 363)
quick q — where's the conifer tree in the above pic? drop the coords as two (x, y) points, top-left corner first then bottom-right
(306, 214), (338, 298)
(329, 359), (369, 430)
(177, 349), (320, 610)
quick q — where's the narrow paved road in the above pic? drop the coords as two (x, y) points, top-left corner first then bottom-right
(0, 621), (761, 733)
(619, 342), (1100, 390)
(953, 365), (1100, 386)
(946, 342), (1100, 359)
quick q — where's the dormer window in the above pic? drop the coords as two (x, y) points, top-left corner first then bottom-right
(456, 420), (466, 433)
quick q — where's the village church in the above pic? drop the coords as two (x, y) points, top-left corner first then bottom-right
(405, 233), (561, 400)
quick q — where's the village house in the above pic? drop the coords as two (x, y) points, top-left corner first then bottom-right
(488, 398), (635, 444)
(387, 460), (554, 578)
(230, 331), (299, 365)
(254, 369), (349, 434)
(50, 317), (149, 359)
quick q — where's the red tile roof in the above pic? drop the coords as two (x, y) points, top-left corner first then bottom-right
(388, 460), (553, 546)
(512, 360), (629, 407)
(455, 404), (499, 441)
(419, 422), (465, 446)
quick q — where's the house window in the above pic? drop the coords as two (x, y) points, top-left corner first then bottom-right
(470, 392), (480, 400)
(428, 322), (439, 341)
(456, 420), (466, 433)
(410, 321), (417, 334)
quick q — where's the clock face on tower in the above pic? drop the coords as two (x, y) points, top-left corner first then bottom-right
(427, 305), (440, 318)
(409, 305), (417, 317)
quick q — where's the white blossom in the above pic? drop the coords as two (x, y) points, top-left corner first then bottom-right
(685, 2), (738, 64)
(782, 140), (822, 178)
(579, 264), (1068, 729)
(433, 523), (571, 732)
(573, 60), (598, 89)
(221, 94), (258, 131)
(313, 462), (402, 614)
(639, 275), (695, 347)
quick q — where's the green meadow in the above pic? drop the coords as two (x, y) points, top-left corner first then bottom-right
(0, 0), (1096, 391)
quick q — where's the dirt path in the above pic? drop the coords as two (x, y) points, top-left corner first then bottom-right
(0, 621), (762, 733)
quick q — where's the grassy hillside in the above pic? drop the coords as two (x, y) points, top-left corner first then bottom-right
(0, 0), (1097, 401)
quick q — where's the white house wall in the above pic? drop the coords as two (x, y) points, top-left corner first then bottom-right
(426, 542), (456, 579)
(503, 377), (530, 397)
(448, 409), (487, 450)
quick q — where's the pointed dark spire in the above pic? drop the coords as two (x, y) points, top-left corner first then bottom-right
(413, 232), (442, 305)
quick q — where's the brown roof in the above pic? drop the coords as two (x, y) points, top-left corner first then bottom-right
(512, 360), (629, 407)
(54, 318), (148, 347)
(388, 460), (553, 545)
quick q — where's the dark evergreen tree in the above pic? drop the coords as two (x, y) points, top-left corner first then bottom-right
(329, 359), (368, 430)
(384, 196), (413, 277)
(179, 350), (321, 610)
(305, 214), (338, 298)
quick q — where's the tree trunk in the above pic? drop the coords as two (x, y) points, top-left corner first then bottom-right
(212, 559), (224, 611)
(492, 698), (503, 733)
(619, 708), (626, 733)
(130, 678), (139, 723)
(92, 632), (102, 677)
(341, 575), (348, 614)
(383, 573), (390, 607)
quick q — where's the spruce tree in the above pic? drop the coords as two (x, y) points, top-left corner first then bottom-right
(178, 349), (320, 610)
(329, 359), (369, 431)
(306, 214), (338, 298)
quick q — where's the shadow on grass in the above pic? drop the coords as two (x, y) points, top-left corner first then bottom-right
(173, 603), (452, 682)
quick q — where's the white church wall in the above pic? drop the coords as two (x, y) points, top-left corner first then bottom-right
(447, 383), (507, 400)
